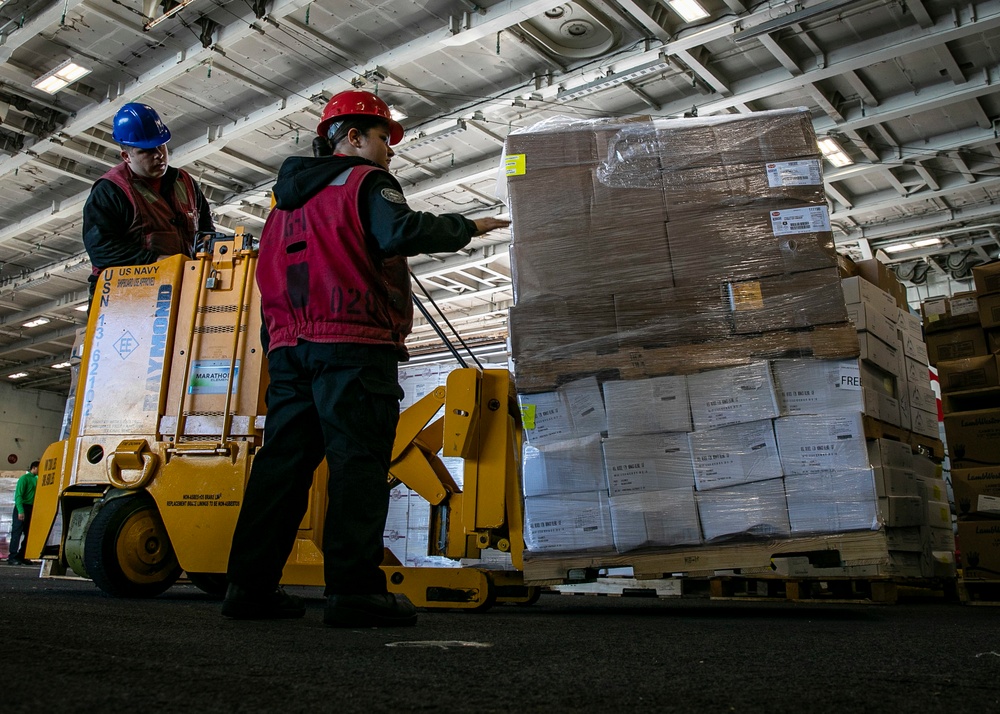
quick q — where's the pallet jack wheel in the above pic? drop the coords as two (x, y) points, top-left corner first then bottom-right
(84, 493), (181, 598)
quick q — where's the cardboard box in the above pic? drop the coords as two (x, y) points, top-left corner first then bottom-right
(883, 550), (924, 577)
(602, 432), (696, 495)
(942, 386), (1000, 415)
(910, 454), (942, 480)
(772, 358), (865, 415)
(774, 412), (870, 475)
(936, 355), (1000, 392)
(614, 281), (730, 349)
(925, 326), (988, 366)
(846, 301), (899, 346)
(689, 419), (783, 491)
(885, 526), (923, 552)
(922, 292), (981, 333)
(979, 292), (1000, 330)
(922, 525), (956, 552)
(687, 362), (780, 430)
(727, 268), (847, 334)
(609, 488), (702, 552)
(902, 356), (931, 388)
(973, 260), (1000, 295)
(668, 206), (837, 286)
(943, 408), (1000, 464)
(952, 466), (1000, 519)
(868, 438), (914, 470)
(879, 495), (925, 527)
(863, 387), (901, 427)
(509, 293), (617, 362)
(523, 490), (615, 553)
(522, 434), (608, 497)
(925, 499), (952, 529)
(854, 258), (903, 300)
(957, 520), (1000, 579)
(910, 407), (940, 439)
(899, 330), (929, 364)
(696, 477), (791, 541)
(857, 332), (902, 376)
(842, 276), (898, 322)
(784, 470), (879, 534)
(902, 381), (937, 413)
(519, 376), (607, 446)
(872, 466), (922, 499)
(602, 376), (691, 436)
(922, 548), (956, 578)
(989, 328), (1000, 354)
(897, 308), (923, 341)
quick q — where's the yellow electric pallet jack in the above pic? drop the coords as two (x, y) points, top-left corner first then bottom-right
(27, 230), (537, 609)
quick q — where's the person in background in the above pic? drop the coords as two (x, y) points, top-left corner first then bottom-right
(82, 102), (214, 299)
(6, 460), (39, 566)
(222, 89), (509, 627)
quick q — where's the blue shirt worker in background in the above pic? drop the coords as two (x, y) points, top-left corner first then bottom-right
(83, 102), (214, 299)
(222, 89), (509, 627)
(7, 460), (39, 566)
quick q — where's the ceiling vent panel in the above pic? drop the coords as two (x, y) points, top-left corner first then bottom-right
(517, 2), (620, 60)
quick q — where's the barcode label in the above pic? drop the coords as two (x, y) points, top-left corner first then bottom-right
(770, 206), (831, 236)
(764, 160), (822, 187)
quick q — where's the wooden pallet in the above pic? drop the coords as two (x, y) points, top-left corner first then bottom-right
(958, 578), (1000, 606)
(707, 575), (957, 604)
(523, 530), (890, 585)
(514, 324), (861, 393)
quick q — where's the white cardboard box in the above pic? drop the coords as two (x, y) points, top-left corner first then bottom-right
(902, 356), (931, 388)
(519, 376), (608, 445)
(687, 362), (780, 430)
(841, 276), (898, 321)
(847, 301), (899, 346)
(879, 495), (924, 527)
(867, 438), (914, 470)
(885, 526), (923, 552)
(900, 331), (929, 363)
(602, 432), (696, 496)
(910, 407), (939, 439)
(523, 490), (615, 553)
(522, 433), (608, 497)
(863, 387), (901, 427)
(872, 465), (922, 499)
(858, 332), (902, 377)
(602, 375), (691, 436)
(696, 477), (790, 541)
(689, 419), (783, 491)
(609, 488), (702, 552)
(774, 412), (869, 475)
(771, 359), (864, 415)
(897, 308), (924, 341)
(784, 470), (879, 534)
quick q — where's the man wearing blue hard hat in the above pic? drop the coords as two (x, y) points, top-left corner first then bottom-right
(82, 102), (214, 298)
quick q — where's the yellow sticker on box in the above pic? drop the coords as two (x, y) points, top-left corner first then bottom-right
(520, 404), (536, 430)
(505, 154), (526, 176)
(730, 281), (764, 311)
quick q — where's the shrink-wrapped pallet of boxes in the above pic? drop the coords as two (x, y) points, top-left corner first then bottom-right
(505, 109), (953, 590)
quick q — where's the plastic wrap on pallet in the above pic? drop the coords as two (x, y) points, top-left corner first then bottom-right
(687, 362), (780, 430)
(696, 477), (790, 542)
(523, 490), (615, 553)
(518, 376), (607, 445)
(503, 109), (847, 380)
(602, 432), (696, 495)
(609, 488), (702, 552)
(688, 418), (783, 491)
(602, 375), (691, 436)
(522, 433), (607, 497)
(784, 470), (880, 534)
(773, 412), (869, 475)
(772, 358), (876, 415)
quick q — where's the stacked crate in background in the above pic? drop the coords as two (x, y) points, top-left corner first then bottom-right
(505, 110), (953, 581)
(928, 261), (1000, 581)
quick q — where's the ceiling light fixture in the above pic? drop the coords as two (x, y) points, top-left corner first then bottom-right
(818, 137), (854, 167)
(389, 105), (408, 121)
(556, 54), (670, 102)
(7, 372), (28, 380)
(667, 0), (710, 22)
(75, 304), (89, 312)
(882, 237), (942, 254)
(31, 59), (92, 95)
(51, 361), (72, 369)
(23, 317), (51, 328)
(144, 0), (200, 30)
(397, 119), (468, 152)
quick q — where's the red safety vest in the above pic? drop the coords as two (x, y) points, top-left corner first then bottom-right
(256, 164), (413, 355)
(98, 162), (199, 265)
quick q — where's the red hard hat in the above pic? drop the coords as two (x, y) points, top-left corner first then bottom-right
(317, 90), (404, 145)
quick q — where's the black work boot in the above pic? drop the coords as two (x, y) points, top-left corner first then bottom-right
(324, 592), (418, 628)
(221, 584), (306, 620)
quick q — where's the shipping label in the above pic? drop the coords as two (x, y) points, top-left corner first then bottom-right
(769, 206), (831, 235)
(764, 160), (822, 187)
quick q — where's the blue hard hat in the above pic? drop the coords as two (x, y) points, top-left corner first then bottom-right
(112, 102), (171, 149)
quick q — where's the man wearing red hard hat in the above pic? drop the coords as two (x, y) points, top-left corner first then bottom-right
(223, 89), (509, 627)
(82, 102), (214, 299)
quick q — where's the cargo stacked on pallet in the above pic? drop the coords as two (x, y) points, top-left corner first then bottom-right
(930, 261), (1000, 581)
(505, 109), (952, 581)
